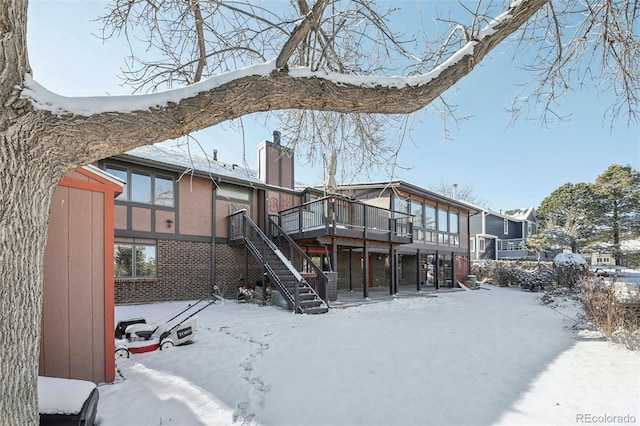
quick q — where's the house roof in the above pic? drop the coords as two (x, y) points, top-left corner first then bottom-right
(323, 180), (480, 213)
(81, 164), (125, 188)
(111, 143), (303, 194)
(504, 207), (536, 221)
(585, 239), (640, 254)
(463, 201), (536, 223)
(115, 144), (260, 182)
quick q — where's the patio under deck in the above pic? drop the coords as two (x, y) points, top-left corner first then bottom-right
(330, 284), (464, 308)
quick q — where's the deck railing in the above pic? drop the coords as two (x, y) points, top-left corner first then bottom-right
(276, 196), (412, 242)
(497, 238), (536, 258)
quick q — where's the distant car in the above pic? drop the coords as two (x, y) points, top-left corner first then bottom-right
(593, 269), (610, 277)
(38, 376), (98, 426)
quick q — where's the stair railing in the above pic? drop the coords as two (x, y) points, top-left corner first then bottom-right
(230, 210), (309, 313)
(269, 216), (330, 303)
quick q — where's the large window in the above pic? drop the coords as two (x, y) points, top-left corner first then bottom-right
(155, 176), (175, 206)
(114, 242), (157, 278)
(425, 206), (436, 229)
(449, 211), (459, 234)
(131, 172), (152, 203)
(437, 208), (448, 232)
(411, 200), (423, 228)
(106, 167), (128, 201)
(106, 165), (174, 207)
(394, 197), (409, 215)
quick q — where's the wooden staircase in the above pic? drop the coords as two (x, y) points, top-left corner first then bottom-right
(235, 212), (329, 314)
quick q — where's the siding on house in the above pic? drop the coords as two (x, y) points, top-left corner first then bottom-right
(104, 140), (302, 303)
(103, 140), (476, 302)
(41, 166), (122, 384)
(467, 205), (538, 261)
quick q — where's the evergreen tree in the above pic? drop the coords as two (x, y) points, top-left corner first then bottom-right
(537, 182), (596, 252)
(592, 165), (640, 264)
(524, 232), (549, 261)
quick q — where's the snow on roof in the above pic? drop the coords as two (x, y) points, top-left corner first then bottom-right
(82, 164), (125, 188)
(470, 204), (535, 222)
(504, 207), (535, 221)
(623, 240), (640, 253)
(587, 239), (640, 254)
(120, 144), (262, 185)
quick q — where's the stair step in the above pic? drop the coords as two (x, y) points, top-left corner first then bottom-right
(302, 306), (329, 315)
(285, 287), (312, 294)
(238, 213), (328, 314)
(298, 293), (316, 300)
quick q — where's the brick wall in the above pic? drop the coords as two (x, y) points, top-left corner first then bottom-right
(214, 244), (264, 298)
(337, 251), (361, 290)
(115, 239), (212, 304)
(335, 251), (390, 290)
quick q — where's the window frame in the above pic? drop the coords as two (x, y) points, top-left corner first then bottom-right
(449, 211), (459, 234)
(437, 208), (448, 232)
(105, 163), (175, 207)
(114, 242), (157, 279)
(424, 205), (437, 230)
(410, 200), (423, 228)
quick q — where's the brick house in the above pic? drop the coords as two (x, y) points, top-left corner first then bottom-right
(100, 132), (303, 304)
(100, 132), (476, 310)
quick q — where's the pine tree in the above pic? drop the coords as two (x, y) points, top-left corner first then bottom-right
(537, 182), (596, 252)
(592, 165), (640, 264)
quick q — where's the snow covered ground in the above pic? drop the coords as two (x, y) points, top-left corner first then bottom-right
(97, 286), (640, 426)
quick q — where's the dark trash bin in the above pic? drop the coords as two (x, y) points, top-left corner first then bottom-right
(325, 272), (338, 301)
(39, 376), (99, 426)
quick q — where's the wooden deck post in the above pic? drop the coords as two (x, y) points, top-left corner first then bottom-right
(416, 249), (421, 292)
(363, 240), (369, 299)
(389, 246), (395, 295)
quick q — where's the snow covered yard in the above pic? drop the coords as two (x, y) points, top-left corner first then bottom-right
(97, 286), (640, 426)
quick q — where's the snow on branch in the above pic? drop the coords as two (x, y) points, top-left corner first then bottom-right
(20, 0), (542, 119)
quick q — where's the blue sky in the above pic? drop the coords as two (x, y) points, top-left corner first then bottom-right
(27, 1), (639, 211)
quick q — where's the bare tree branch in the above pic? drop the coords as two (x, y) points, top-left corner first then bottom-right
(276, 0), (329, 69)
(22, 0), (550, 167)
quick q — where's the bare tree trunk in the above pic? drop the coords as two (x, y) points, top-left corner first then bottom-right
(0, 128), (63, 425)
(612, 201), (621, 265)
(0, 0), (554, 422)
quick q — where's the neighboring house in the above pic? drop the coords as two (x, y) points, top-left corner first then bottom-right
(583, 239), (640, 267)
(41, 165), (123, 384)
(469, 206), (538, 260)
(99, 131), (476, 310)
(587, 252), (616, 266)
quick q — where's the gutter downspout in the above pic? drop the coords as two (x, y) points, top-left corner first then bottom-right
(211, 180), (218, 295)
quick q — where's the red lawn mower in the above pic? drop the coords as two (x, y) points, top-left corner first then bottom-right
(114, 296), (219, 358)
